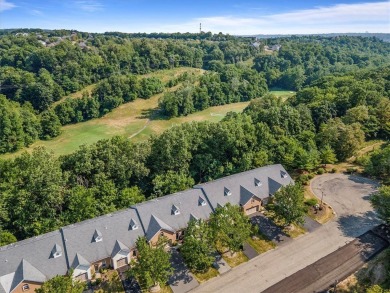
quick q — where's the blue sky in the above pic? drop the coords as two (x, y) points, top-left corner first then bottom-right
(0, 0), (389, 34)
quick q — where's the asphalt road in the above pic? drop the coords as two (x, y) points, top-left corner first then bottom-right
(262, 231), (389, 293)
(190, 173), (382, 293)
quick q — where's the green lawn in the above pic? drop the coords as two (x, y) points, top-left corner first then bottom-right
(247, 232), (276, 254)
(1, 73), (291, 159)
(193, 267), (219, 283)
(269, 88), (296, 100)
(222, 251), (248, 268)
(1, 94), (249, 159)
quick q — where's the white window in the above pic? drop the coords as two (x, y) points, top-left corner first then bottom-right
(22, 284), (30, 291)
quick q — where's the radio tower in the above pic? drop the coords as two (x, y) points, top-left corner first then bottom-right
(200, 23), (202, 34)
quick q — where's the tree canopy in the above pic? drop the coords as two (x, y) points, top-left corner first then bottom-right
(273, 183), (306, 226)
(209, 203), (252, 254)
(129, 237), (173, 290)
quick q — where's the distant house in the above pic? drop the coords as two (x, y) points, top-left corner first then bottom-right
(0, 231), (68, 293)
(194, 164), (293, 215)
(61, 209), (144, 281)
(264, 44), (281, 52)
(251, 41), (262, 48)
(132, 188), (213, 245)
(0, 164), (293, 290)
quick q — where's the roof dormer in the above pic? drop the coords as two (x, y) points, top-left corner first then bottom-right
(281, 171), (288, 179)
(130, 218), (138, 230)
(198, 197), (207, 206)
(51, 244), (62, 258)
(172, 205), (180, 215)
(254, 178), (262, 187)
(224, 187), (232, 196)
(93, 229), (103, 242)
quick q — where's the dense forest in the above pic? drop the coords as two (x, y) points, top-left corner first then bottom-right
(0, 31), (390, 246)
(1, 31), (390, 152)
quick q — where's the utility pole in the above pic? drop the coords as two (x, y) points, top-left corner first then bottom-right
(320, 191), (324, 210)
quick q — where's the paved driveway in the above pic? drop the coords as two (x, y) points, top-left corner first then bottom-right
(243, 243), (258, 259)
(169, 248), (199, 293)
(190, 173), (381, 293)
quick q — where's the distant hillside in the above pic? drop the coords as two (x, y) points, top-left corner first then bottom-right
(248, 33), (390, 42)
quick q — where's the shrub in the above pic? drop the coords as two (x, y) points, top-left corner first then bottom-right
(355, 154), (370, 166)
(297, 174), (310, 185)
(330, 168), (337, 173)
(346, 167), (358, 174)
(305, 198), (318, 206)
(316, 168), (326, 175)
(308, 173), (315, 179)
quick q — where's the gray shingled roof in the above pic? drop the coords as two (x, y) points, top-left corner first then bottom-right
(133, 189), (214, 241)
(194, 164), (293, 210)
(62, 208), (144, 268)
(0, 259), (46, 293)
(111, 240), (130, 257)
(71, 254), (90, 271)
(0, 230), (68, 284)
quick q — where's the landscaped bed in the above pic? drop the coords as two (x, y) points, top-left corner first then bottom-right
(93, 270), (125, 293)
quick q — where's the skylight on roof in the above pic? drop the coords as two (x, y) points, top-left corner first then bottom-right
(281, 171), (288, 179)
(255, 178), (262, 187)
(224, 187), (232, 196)
(199, 197), (207, 206)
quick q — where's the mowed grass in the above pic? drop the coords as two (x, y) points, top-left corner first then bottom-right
(0, 65), (293, 160)
(1, 91), (249, 158)
(222, 251), (248, 268)
(193, 267), (219, 283)
(54, 67), (204, 105)
(269, 88), (296, 100)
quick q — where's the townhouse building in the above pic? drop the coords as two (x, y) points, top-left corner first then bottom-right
(0, 164), (292, 292)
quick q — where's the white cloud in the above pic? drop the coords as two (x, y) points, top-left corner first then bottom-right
(74, 0), (103, 12)
(0, 0), (16, 12)
(30, 9), (43, 16)
(160, 1), (390, 34)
